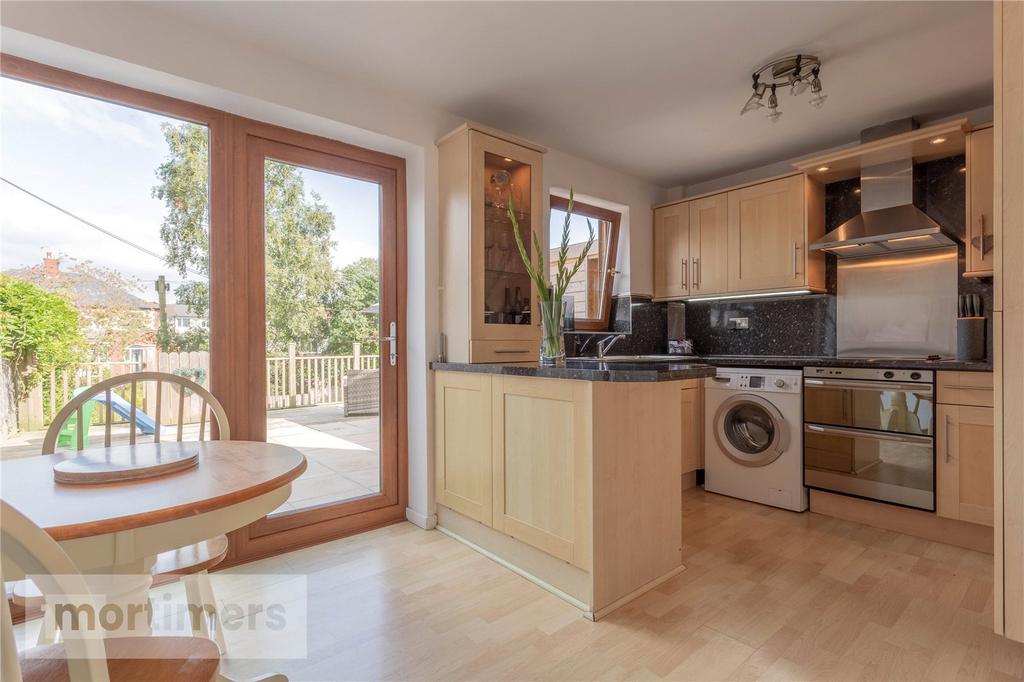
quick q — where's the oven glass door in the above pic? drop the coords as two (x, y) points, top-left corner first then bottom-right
(803, 378), (934, 436)
(803, 378), (935, 510)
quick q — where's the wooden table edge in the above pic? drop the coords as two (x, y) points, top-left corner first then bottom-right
(31, 451), (308, 542)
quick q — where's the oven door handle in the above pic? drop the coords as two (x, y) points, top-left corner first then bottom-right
(803, 378), (933, 394)
(804, 423), (933, 445)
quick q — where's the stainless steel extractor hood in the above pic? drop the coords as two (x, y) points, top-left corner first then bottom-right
(810, 118), (960, 258)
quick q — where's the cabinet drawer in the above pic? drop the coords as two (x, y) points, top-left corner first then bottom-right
(938, 371), (994, 407)
(470, 339), (537, 363)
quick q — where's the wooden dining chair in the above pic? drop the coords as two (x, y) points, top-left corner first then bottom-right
(40, 371), (231, 652)
(1, 499), (222, 682)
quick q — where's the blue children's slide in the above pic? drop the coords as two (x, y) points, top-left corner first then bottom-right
(93, 390), (158, 434)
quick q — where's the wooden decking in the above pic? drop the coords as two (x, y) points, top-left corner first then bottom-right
(0, 404), (380, 513)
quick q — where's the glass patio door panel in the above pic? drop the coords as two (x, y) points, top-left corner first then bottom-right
(245, 135), (402, 538)
(0, 75), (213, 458)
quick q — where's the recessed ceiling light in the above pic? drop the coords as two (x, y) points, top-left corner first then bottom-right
(930, 136), (947, 145)
(503, 157), (513, 163)
(816, 166), (830, 172)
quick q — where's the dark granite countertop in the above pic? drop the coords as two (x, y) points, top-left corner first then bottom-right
(432, 355), (991, 380)
(695, 355), (992, 372)
(430, 360), (718, 382)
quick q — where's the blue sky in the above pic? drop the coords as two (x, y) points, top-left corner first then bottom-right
(0, 77), (380, 306)
(550, 208), (596, 248)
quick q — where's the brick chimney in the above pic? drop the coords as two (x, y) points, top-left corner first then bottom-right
(43, 252), (60, 276)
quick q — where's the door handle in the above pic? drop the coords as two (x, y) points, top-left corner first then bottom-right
(792, 241), (799, 277)
(692, 257), (700, 288)
(681, 259), (688, 291)
(381, 321), (398, 366)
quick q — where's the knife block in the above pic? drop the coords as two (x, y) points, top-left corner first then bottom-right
(956, 317), (986, 362)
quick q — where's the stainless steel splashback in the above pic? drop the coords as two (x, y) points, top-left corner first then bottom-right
(837, 248), (957, 357)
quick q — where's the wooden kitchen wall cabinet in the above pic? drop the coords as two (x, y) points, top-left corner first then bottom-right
(936, 371), (995, 527)
(653, 173), (825, 300)
(728, 175), (824, 293)
(438, 124), (545, 363)
(966, 125), (995, 278)
(688, 194), (729, 296)
(653, 202), (690, 299)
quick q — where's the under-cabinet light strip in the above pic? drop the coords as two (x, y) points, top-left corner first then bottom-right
(684, 289), (813, 302)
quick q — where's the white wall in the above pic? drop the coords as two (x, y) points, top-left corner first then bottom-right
(0, 2), (667, 527)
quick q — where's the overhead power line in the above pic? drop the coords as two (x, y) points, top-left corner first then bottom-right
(1, 176), (204, 278)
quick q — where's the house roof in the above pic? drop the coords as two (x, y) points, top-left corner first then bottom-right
(4, 265), (158, 310)
(165, 303), (202, 317)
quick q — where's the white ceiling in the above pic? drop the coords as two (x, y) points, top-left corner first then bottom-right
(150, 1), (992, 188)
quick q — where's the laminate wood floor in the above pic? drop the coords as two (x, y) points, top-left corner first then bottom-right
(212, 489), (1023, 680)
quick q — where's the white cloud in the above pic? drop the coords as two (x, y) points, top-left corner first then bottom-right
(1, 78), (167, 150)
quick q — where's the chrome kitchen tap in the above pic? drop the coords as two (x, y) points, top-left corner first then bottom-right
(596, 334), (627, 359)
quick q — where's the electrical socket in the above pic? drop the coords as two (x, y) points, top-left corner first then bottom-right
(729, 317), (750, 330)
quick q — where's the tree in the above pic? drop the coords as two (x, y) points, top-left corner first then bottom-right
(0, 275), (85, 401)
(153, 122), (209, 319)
(263, 160), (337, 352)
(153, 123), (339, 353)
(11, 261), (153, 363)
(322, 258), (380, 355)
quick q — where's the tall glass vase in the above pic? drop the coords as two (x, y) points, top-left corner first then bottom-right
(539, 291), (566, 367)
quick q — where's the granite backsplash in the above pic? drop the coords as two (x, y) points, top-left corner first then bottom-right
(570, 153), (993, 360)
(683, 294), (836, 356)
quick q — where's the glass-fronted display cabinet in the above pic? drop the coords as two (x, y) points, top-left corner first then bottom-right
(438, 124), (545, 363)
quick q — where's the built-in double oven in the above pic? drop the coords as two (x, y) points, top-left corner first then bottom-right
(802, 366), (935, 510)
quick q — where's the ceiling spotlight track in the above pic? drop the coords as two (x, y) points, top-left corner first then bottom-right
(740, 54), (826, 121)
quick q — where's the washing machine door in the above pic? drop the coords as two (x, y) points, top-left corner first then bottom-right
(713, 393), (790, 467)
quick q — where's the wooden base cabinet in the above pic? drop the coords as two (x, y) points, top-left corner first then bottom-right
(936, 371), (995, 527)
(681, 385), (702, 473)
(434, 371), (702, 618)
(435, 372), (493, 525)
(491, 377), (591, 569)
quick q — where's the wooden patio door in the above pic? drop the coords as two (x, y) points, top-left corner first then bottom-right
(226, 123), (407, 563)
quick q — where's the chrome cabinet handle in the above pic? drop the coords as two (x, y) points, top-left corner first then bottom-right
(681, 259), (688, 291)
(944, 414), (951, 462)
(976, 214), (985, 257)
(692, 257), (699, 288)
(493, 349), (530, 354)
(792, 241), (799, 277)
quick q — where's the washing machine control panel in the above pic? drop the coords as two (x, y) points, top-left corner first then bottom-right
(708, 371), (802, 393)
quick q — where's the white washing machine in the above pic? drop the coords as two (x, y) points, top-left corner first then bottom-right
(704, 368), (808, 511)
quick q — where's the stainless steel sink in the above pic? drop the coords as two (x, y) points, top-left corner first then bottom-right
(569, 355), (702, 364)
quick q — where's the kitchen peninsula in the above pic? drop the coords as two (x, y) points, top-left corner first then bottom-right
(431, 360), (715, 619)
